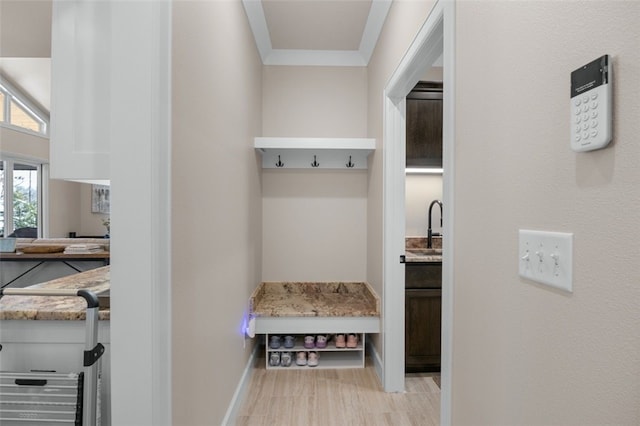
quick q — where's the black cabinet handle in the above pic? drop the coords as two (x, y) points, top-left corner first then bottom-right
(16, 379), (47, 386)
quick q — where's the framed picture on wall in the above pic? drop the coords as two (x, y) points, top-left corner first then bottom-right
(91, 184), (111, 214)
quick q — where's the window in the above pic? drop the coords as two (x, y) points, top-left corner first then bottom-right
(0, 77), (48, 136)
(0, 158), (43, 238)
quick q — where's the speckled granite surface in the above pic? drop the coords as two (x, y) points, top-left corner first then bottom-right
(250, 282), (380, 317)
(0, 266), (110, 320)
(405, 236), (443, 263)
(406, 236), (442, 249)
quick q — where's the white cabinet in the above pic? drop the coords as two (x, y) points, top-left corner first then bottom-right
(265, 333), (365, 370)
(255, 137), (375, 169)
(50, 0), (110, 182)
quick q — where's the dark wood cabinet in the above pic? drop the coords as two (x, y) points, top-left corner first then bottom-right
(406, 81), (443, 168)
(405, 262), (442, 372)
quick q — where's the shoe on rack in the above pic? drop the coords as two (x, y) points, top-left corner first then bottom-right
(335, 333), (346, 348)
(304, 335), (315, 349)
(346, 333), (359, 348)
(296, 351), (307, 366)
(307, 351), (319, 367)
(269, 352), (281, 367)
(280, 352), (292, 367)
(315, 335), (327, 349)
(283, 335), (295, 349)
(269, 335), (281, 349)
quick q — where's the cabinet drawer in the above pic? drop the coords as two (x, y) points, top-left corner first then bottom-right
(405, 263), (442, 289)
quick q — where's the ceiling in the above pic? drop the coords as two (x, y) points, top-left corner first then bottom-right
(0, 0), (398, 114)
(0, 0), (52, 113)
(243, 0), (393, 66)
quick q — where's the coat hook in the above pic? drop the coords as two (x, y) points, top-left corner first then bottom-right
(276, 155), (284, 168)
(311, 155), (320, 168)
(346, 156), (355, 168)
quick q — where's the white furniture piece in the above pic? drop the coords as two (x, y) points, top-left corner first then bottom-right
(265, 333), (365, 370)
(50, 0), (111, 181)
(255, 137), (375, 169)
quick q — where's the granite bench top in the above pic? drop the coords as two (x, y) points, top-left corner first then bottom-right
(249, 282), (380, 318)
(0, 266), (110, 321)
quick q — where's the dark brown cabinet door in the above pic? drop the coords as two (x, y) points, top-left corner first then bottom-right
(406, 82), (443, 168)
(405, 288), (442, 372)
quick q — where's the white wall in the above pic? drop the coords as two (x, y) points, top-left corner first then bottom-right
(262, 169), (367, 281)
(261, 66), (369, 281)
(406, 174), (442, 237)
(78, 183), (109, 236)
(48, 178), (81, 237)
(263, 66), (367, 138)
(453, 1), (640, 424)
(171, 1), (263, 424)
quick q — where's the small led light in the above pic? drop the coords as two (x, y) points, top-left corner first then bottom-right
(405, 168), (443, 174)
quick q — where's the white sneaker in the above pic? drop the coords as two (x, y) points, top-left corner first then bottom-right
(269, 352), (281, 367)
(280, 352), (292, 367)
(296, 351), (307, 366)
(307, 351), (319, 367)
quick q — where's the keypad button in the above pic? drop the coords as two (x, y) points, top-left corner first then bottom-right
(590, 129), (598, 137)
(576, 115), (582, 124)
(575, 125), (581, 132)
(591, 92), (598, 100)
(574, 98), (581, 106)
(582, 122), (589, 130)
(575, 108), (582, 116)
(582, 95), (589, 103)
(582, 104), (589, 113)
(591, 101), (598, 109)
(591, 120), (598, 128)
(591, 110), (598, 119)
(583, 114), (589, 122)
(582, 131), (589, 139)
(575, 134), (582, 141)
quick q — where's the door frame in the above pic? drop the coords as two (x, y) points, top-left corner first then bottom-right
(382, 1), (455, 424)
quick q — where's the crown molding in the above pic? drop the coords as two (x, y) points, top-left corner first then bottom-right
(242, 0), (392, 67)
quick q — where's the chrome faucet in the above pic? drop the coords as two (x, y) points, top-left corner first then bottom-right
(427, 200), (442, 248)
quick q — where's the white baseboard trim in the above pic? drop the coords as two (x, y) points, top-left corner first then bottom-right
(221, 341), (260, 425)
(367, 337), (384, 386)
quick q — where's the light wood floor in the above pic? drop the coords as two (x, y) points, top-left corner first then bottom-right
(236, 353), (440, 426)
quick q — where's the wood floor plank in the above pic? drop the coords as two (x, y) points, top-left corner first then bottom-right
(237, 352), (440, 425)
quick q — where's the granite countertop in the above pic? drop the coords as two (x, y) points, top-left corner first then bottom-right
(0, 266), (110, 321)
(250, 282), (380, 318)
(406, 236), (443, 263)
(405, 249), (443, 263)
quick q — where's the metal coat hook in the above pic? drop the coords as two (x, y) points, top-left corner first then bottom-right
(346, 156), (355, 168)
(311, 155), (320, 168)
(275, 155), (284, 168)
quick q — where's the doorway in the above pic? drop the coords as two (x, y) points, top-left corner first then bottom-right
(382, 1), (455, 424)
(405, 79), (443, 374)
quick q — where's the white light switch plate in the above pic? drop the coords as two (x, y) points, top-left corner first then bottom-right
(519, 230), (573, 292)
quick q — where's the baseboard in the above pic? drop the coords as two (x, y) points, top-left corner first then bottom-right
(367, 337), (383, 386)
(221, 341), (260, 425)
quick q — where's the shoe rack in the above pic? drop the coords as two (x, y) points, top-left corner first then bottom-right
(265, 333), (365, 370)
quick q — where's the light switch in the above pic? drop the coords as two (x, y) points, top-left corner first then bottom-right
(518, 229), (573, 292)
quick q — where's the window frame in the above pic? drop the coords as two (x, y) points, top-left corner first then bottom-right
(0, 156), (46, 238)
(0, 75), (49, 138)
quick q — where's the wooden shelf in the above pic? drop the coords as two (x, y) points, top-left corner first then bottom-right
(255, 137), (375, 169)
